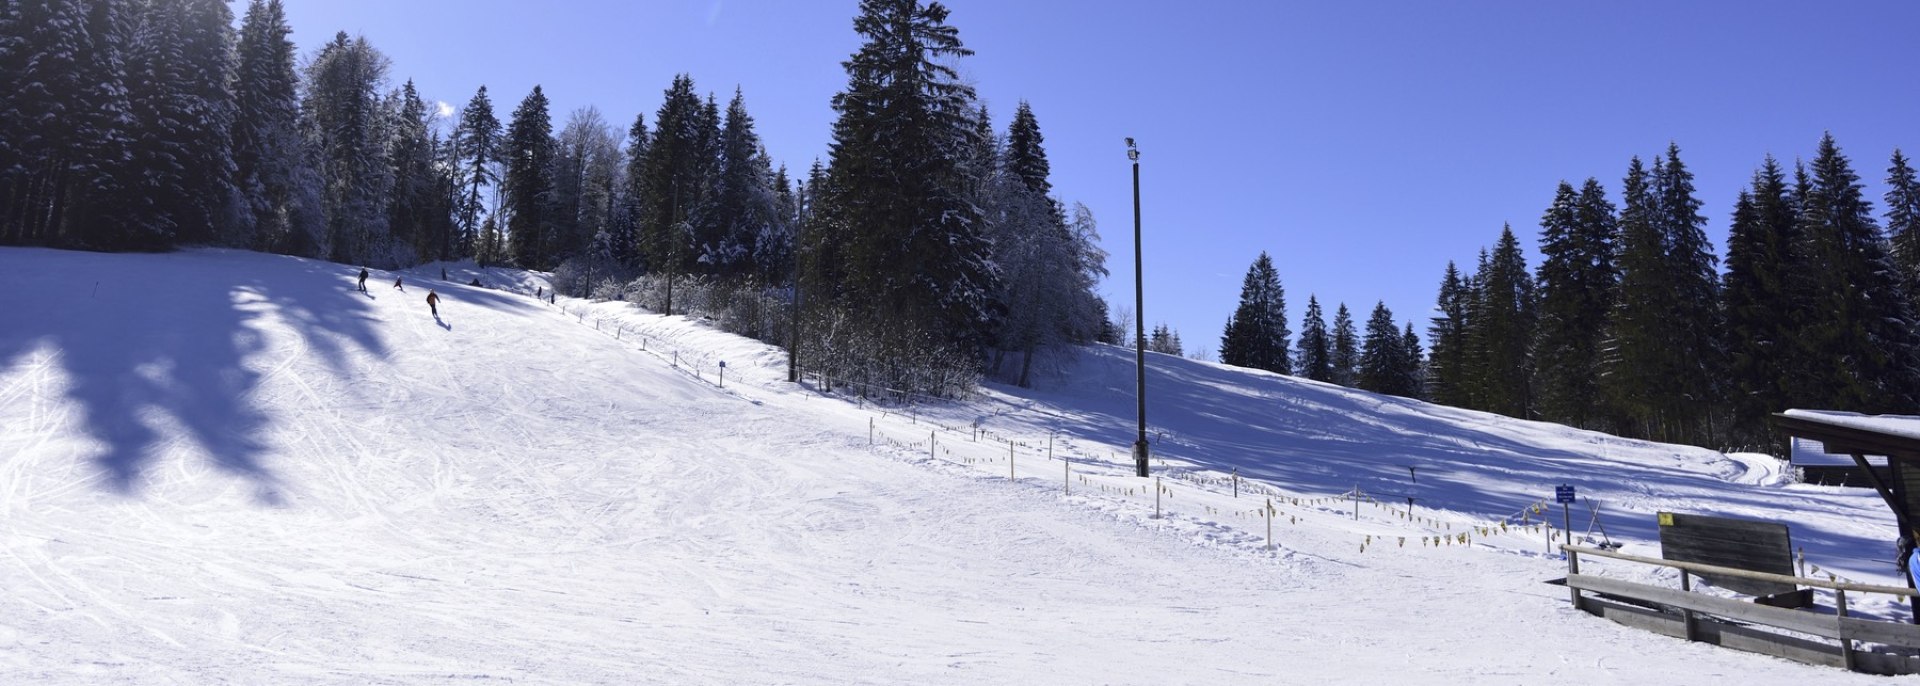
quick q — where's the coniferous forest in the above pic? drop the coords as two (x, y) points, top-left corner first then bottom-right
(5, 1), (1916, 451)
(0, 0), (1111, 398)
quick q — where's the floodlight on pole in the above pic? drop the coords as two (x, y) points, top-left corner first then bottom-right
(1128, 137), (1149, 478)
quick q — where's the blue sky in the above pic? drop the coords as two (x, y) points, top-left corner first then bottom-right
(277, 0), (1920, 358)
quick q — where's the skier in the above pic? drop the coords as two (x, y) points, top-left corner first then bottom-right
(357, 267), (369, 292)
(441, 267), (448, 280)
(536, 286), (543, 299)
(393, 276), (404, 291)
(426, 290), (440, 317)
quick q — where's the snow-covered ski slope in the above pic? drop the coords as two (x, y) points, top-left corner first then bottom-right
(0, 247), (1897, 684)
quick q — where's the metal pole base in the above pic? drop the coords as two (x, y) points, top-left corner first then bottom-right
(1133, 440), (1150, 477)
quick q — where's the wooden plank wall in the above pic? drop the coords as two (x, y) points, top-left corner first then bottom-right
(1658, 512), (1795, 596)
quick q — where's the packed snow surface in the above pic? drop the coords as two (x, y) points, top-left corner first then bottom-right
(0, 248), (1902, 684)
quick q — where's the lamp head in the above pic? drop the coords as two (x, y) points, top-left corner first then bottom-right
(1125, 137), (1139, 161)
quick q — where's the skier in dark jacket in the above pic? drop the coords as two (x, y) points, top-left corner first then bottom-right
(426, 290), (440, 317)
(393, 276), (404, 291)
(357, 268), (369, 292)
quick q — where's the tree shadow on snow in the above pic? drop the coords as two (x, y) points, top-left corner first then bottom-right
(0, 248), (391, 502)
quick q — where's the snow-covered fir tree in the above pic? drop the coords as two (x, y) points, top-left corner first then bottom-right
(1296, 295), (1332, 382)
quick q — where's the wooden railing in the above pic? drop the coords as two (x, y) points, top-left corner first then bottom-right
(1563, 544), (1920, 675)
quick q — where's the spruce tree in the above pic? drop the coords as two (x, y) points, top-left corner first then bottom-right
(1792, 134), (1920, 413)
(1401, 323), (1425, 399)
(1605, 156), (1669, 437)
(1297, 295), (1332, 382)
(614, 111), (649, 269)
(1533, 179), (1618, 428)
(1471, 225), (1535, 418)
(301, 32), (392, 264)
(1331, 303), (1359, 387)
(1886, 149), (1920, 306)
(503, 85), (555, 269)
(812, 0), (997, 378)
(386, 79), (447, 262)
(1359, 301), (1406, 395)
(453, 85), (502, 259)
(230, 0), (317, 255)
(709, 88), (778, 278)
(1218, 251), (1290, 374)
(1653, 143), (1725, 443)
(1426, 262), (1472, 406)
(1722, 157), (1798, 446)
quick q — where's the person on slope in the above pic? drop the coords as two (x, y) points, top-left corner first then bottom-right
(357, 267), (369, 292)
(426, 290), (440, 317)
(393, 276), (405, 292)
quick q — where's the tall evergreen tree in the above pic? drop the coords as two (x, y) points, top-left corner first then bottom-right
(1426, 262), (1472, 405)
(123, 0), (237, 245)
(810, 0), (997, 375)
(229, 0), (318, 255)
(1, 0), (138, 247)
(1297, 295), (1332, 382)
(1791, 134), (1920, 413)
(452, 85), (502, 260)
(635, 74), (710, 312)
(1401, 322), (1425, 399)
(1469, 225), (1535, 418)
(1533, 179), (1617, 428)
(301, 32), (393, 264)
(1722, 157), (1799, 446)
(385, 79), (449, 262)
(503, 85), (555, 269)
(1653, 143), (1725, 442)
(1331, 303), (1359, 387)
(708, 88), (779, 278)
(1886, 149), (1920, 306)
(1359, 301), (1408, 396)
(1605, 156), (1670, 437)
(1218, 251), (1291, 374)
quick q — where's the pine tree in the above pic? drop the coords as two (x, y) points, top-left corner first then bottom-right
(1, 0), (138, 248)
(229, 0), (318, 255)
(1359, 301), (1407, 396)
(385, 79), (447, 262)
(1331, 303), (1359, 387)
(1148, 323), (1184, 356)
(301, 32), (393, 264)
(708, 88), (778, 278)
(1886, 149), (1920, 306)
(122, 0), (237, 246)
(1791, 134), (1920, 413)
(1297, 295), (1332, 382)
(633, 74), (714, 312)
(1219, 251), (1290, 374)
(1469, 225), (1535, 418)
(1401, 323), (1425, 399)
(1722, 157), (1798, 446)
(1605, 156), (1668, 437)
(1653, 143), (1725, 443)
(503, 85), (555, 269)
(1426, 262), (1472, 405)
(453, 85), (502, 259)
(1533, 179), (1617, 428)
(613, 111), (649, 270)
(811, 0), (997, 381)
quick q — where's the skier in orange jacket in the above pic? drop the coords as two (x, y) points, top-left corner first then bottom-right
(426, 290), (440, 316)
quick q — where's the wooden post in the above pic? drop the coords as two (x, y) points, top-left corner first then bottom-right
(1266, 498), (1273, 550)
(1064, 455), (1070, 495)
(930, 430), (935, 461)
(1232, 468), (1238, 498)
(1352, 486), (1359, 520)
(1154, 477), (1162, 519)
(1009, 443), (1015, 481)
(869, 417), (874, 445)
(1838, 588), (1856, 671)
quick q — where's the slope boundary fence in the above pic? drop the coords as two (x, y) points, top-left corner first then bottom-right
(1563, 544), (1920, 675)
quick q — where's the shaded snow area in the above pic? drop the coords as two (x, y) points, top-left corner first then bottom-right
(0, 247), (1901, 684)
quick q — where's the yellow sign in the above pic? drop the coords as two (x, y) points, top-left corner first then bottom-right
(1658, 512), (1674, 526)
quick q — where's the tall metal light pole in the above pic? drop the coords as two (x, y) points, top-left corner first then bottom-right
(1128, 138), (1149, 478)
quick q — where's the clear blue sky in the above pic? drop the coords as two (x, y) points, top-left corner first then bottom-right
(278, 0), (1920, 359)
